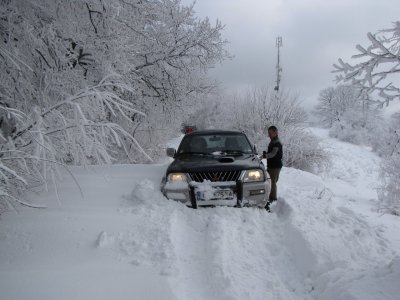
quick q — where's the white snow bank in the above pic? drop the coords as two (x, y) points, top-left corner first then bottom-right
(279, 167), (396, 298)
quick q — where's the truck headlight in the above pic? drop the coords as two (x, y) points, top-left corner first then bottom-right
(243, 169), (264, 182)
(167, 173), (187, 182)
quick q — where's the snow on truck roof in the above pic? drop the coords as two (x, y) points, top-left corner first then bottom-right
(185, 129), (245, 136)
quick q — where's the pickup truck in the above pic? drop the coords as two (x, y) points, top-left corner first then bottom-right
(161, 130), (270, 208)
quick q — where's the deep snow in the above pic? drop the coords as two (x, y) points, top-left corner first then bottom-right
(0, 128), (399, 300)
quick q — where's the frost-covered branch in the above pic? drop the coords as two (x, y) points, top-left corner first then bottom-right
(333, 21), (400, 106)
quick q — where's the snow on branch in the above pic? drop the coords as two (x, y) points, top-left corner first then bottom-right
(333, 21), (400, 106)
(0, 76), (150, 211)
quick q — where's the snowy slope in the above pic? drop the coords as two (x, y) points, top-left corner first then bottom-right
(1, 129), (399, 300)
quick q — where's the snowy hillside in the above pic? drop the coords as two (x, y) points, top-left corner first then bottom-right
(1, 129), (399, 300)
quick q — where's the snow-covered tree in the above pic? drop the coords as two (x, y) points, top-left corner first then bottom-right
(333, 21), (400, 107)
(315, 85), (384, 147)
(0, 0), (228, 209)
(315, 85), (360, 128)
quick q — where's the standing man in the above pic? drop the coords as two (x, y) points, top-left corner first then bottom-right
(263, 126), (283, 211)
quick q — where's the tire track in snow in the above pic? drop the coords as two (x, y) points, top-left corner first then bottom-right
(169, 209), (232, 300)
(169, 205), (316, 300)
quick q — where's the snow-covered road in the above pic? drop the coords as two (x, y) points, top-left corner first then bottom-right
(1, 129), (399, 300)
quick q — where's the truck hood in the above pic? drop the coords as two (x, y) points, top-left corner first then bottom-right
(166, 154), (263, 174)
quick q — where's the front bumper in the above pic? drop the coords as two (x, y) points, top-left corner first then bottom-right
(163, 179), (270, 207)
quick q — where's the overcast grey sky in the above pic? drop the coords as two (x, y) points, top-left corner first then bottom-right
(184, 0), (400, 112)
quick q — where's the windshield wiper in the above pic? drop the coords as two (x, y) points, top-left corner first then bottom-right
(223, 149), (247, 155)
(178, 151), (213, 156)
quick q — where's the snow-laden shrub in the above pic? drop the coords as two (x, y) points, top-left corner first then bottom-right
(280, 126), (330, 173)
(379, 154), (400, 215)
(315, 85), (385, 148)
(378, 113), (400, 215)
(329, 107), (384, 147)
(186, 87), (330, 173)
(0, 105), (28, 210)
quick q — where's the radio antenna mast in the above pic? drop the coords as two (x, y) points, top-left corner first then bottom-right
(274, 36), (283, 92)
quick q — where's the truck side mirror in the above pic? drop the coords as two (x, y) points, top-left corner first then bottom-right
(166, 148), (176, 158)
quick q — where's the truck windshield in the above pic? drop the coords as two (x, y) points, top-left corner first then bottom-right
(178, 133), (253, 155)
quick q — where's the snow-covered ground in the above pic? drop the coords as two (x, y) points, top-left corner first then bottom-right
(1, 128), (399, 300)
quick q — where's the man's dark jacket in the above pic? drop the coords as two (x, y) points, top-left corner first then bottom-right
(267, 137), (283, 169)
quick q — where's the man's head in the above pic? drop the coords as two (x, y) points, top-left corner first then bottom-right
(268, 126), (278, 139)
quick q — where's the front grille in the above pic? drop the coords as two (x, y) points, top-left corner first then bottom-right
(189, 170), (241, 182)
